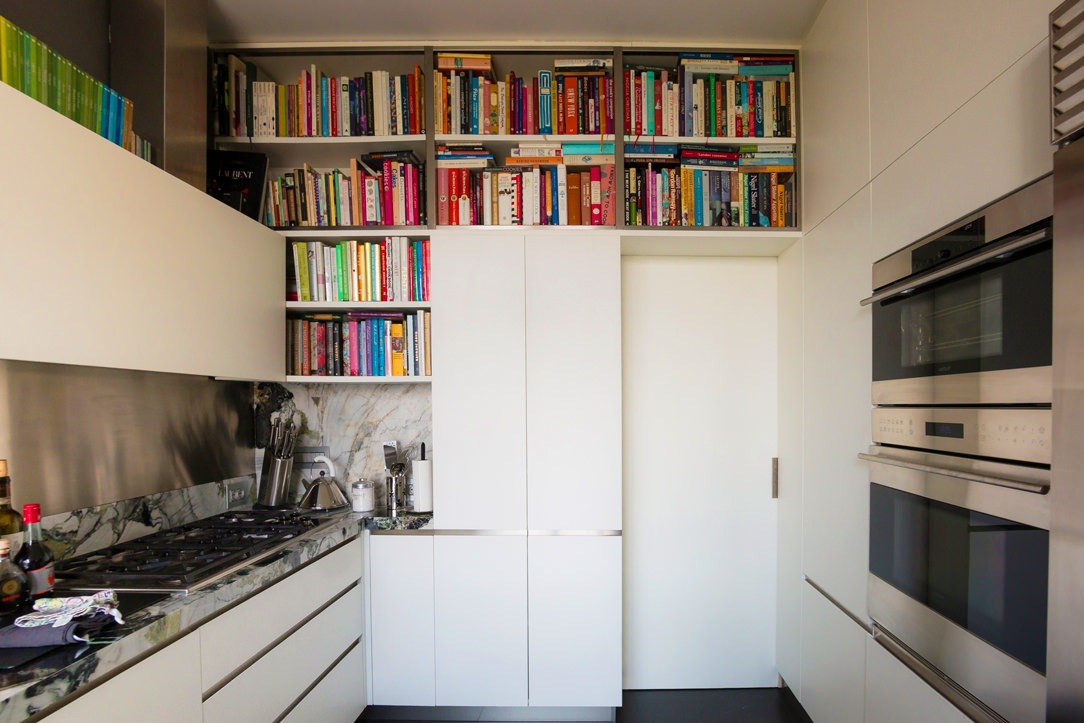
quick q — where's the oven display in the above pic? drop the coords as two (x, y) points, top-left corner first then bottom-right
(869, 484), (1048, 673)
(925, 421), (964, 439)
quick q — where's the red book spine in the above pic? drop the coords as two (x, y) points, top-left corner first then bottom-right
(556, 76), (566, 134)
(438, 167), (449, 225)
(449, 167), (460, 225)
(382, 160), (394, 225)
(380, 240), (389, 301)
(590, 165), (602, 225)
(746, 81), (754, 137)
(634, 75), (643, 135)
(422, 239), (430, 301)
(654, 78), (662, 135)
(623, 71), (631, 134)
(405, 164), (417, 225)
(564, 81), (577, 135)
(301, 320), (311, 375)
(330, 76), (339, 136)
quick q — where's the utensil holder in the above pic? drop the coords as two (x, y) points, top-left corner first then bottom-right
(257, 455), (294, 508)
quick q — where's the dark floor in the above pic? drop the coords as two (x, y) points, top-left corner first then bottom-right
(361, 688), (811, 722)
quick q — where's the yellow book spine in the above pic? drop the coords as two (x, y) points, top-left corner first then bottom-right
(390, 322), (406, 376)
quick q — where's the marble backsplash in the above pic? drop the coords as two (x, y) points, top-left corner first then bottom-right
(17, 476), (256, 562)
(257, 382), (432, 509)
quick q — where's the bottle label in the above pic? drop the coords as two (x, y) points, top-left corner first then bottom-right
(0, 578), (21, 602)
(26, 563), (54, 596)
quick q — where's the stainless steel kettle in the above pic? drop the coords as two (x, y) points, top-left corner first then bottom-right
(298, 455), (350, 511)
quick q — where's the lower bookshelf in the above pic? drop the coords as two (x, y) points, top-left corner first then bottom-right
(285, 375), (432, 384)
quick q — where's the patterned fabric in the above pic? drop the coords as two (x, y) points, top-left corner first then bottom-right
(15, 590), (123, 628)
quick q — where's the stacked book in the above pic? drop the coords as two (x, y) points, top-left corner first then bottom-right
(0, 15), (149, 157)
(433, 54), (614, 135)
(624, 143), (796, 227)
(436, 142), (617, 225)
(266, 150), (426, 227)
(287, 237), (430, 303)
(624, 52), (794, 138)
(213, 55), (425, 137)
(287, 310), (431, 378)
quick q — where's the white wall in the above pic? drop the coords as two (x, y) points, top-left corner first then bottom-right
(783, 0), (1061, 718)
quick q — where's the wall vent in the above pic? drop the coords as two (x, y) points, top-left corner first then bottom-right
(1052, 0), (1084, 144)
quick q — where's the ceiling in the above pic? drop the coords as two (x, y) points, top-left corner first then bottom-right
(207, 0), (826, 47)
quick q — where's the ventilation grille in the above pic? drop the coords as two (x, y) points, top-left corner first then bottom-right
(1053, 0), (1084, 144)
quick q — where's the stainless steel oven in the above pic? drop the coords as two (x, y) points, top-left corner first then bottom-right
(862, 176), (1055, 723)
(866, 175), (1052, 407)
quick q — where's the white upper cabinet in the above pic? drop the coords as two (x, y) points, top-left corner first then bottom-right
(525, 232), (622, 531)
(430, 230), (527, 529)
(0, 83), (283, 380)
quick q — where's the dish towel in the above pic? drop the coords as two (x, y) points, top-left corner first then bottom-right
(0, 612), (117, 648)
(0, 591), (124, 648)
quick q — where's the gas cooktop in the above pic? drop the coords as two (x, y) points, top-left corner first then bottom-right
(54, 509), (326, 594)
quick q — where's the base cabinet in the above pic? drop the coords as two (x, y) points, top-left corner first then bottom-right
(369, 534), (436, 705)
(528, 536), (622, 707)
(283, 640), (368, 723)
(864, 637), (971, 723)
(41, 633), (202, 723)
(435, 535), (528, 706)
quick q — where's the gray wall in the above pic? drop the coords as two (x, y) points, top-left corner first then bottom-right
(0, 1), (111, 82)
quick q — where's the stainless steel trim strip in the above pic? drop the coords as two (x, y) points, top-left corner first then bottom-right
(859, 452), (1050, 494)
(368, 529), (623, 536)
(871, 625), (1008, 723)
(868, 575), (1046, 723)
(871, 366), (1052, 406)
(864, 452), (1051, 529)
(870, 407), (1052, 466)
(527, 530), (623, 536)
(861, 228), (1051, 305)
(804, 577), (873, 634)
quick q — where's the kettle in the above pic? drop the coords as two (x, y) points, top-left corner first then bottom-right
(298, 455), (350, 511)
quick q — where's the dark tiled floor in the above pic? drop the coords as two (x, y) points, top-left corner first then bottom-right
(361, 688), (810, 722)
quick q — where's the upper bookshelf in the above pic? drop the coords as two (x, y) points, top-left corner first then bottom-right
(207, 44), (800, 232)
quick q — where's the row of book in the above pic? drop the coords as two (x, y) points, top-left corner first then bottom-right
(213, 54), (425, 138)
(287, 237), (430, 303)
(287, 311), (431, 378)
(0, 15), (148, 154)
(625, 167), (796, 227)
(265, 151), (426, 228)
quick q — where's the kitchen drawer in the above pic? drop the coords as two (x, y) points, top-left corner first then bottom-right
(203, 584), (363, 723)
(200, 536), (362, 691)
(282, 635), (367, 723)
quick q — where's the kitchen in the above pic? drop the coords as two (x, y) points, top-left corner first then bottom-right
(0, 0), (1074, 721)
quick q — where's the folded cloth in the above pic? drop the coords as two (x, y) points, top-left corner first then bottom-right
(0, 612), (118, 648)
(15, 591), (124, 628)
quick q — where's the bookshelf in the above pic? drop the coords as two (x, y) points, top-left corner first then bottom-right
(208, 43), (800, 238)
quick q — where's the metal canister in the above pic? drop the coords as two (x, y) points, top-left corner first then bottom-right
(350, 479), (374, 514)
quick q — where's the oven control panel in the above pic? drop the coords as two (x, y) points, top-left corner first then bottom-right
(872, 407), (1051, 465)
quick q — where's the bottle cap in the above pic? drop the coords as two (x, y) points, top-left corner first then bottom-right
(22, 504), (40, 524)
(0, 460), (7, 476)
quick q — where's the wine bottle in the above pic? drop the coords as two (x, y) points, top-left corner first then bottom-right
(0, 539), (28, 617)
(14, 504), (54, 599)
(0, 461), (22, 535)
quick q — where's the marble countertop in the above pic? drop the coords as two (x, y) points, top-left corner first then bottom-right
(0, 508), (429, 722)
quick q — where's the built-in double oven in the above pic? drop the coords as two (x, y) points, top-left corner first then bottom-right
(862, 175), (1053, 723)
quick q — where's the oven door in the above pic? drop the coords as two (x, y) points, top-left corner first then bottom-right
(865, 448), (1050, 723)
(869, 232), (1052, 406)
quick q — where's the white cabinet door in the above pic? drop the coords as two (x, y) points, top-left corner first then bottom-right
(434, 535), (528, 706)
(41, 633), (202, 723)
(800, 583), (866, 723)
(284, 640), (367, 723)
(369, 535), (435, 705)
(430, 230), (527, 529)
(865, 637), (971, 723)
(525, 232), (622, 531)
(528, 535), (622, 707)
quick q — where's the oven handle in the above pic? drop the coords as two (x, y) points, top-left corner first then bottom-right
(871, 625), (1009, 723)
(857, 452), (1049, 493)
(860, 228), (1051, 306)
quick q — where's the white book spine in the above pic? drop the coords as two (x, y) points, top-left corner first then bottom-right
(400, 236), (409, 301)
(482, 171), (493, 225)
(348, 240), (358, 301)
(393, 75), (403, 135)
(341, 78), (351, 136)
(522, 171), (534, 226)
(415, 310), (425, 377)
(556, 164), (568, 226)
(497, 171), (514, 225)
(406, 314), (415, 377)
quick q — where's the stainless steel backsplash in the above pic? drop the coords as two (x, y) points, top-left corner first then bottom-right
(0, 360), (254, 515)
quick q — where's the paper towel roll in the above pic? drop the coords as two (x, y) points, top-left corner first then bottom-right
(411, 459), (433, 513)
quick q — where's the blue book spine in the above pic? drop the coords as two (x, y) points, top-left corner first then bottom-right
(539, 70), (553, 134)
(645, 71), (655, 136)
(471, 76), (480, 134)
(747, 173), (758, 227)
(321, 76), (329, 136)
(362, 321), (370, 375)
(721, 171), (731, 226)
(693, 169), (704, 226)
(401, 75), (410, 134)
(754, 81), (764, 136)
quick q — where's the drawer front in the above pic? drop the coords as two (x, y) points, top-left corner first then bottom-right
(200, 537), (362, 691)
(203, 584), (363, 723)
(282, 637), (367, 723)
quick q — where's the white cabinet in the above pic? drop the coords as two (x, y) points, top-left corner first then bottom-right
(283, 641), (367, 723)
(369, 534), (436, 705)
(865, 637), (971, 723)
(0, 83), (283, 381)
(40, 633), (202, 723)
(528, 535), (622, 707)
(799, 583), (866, 723)
(430, 230), (527, 529)
(434, 535), (528, 706)
(525, 233), (622, 531)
